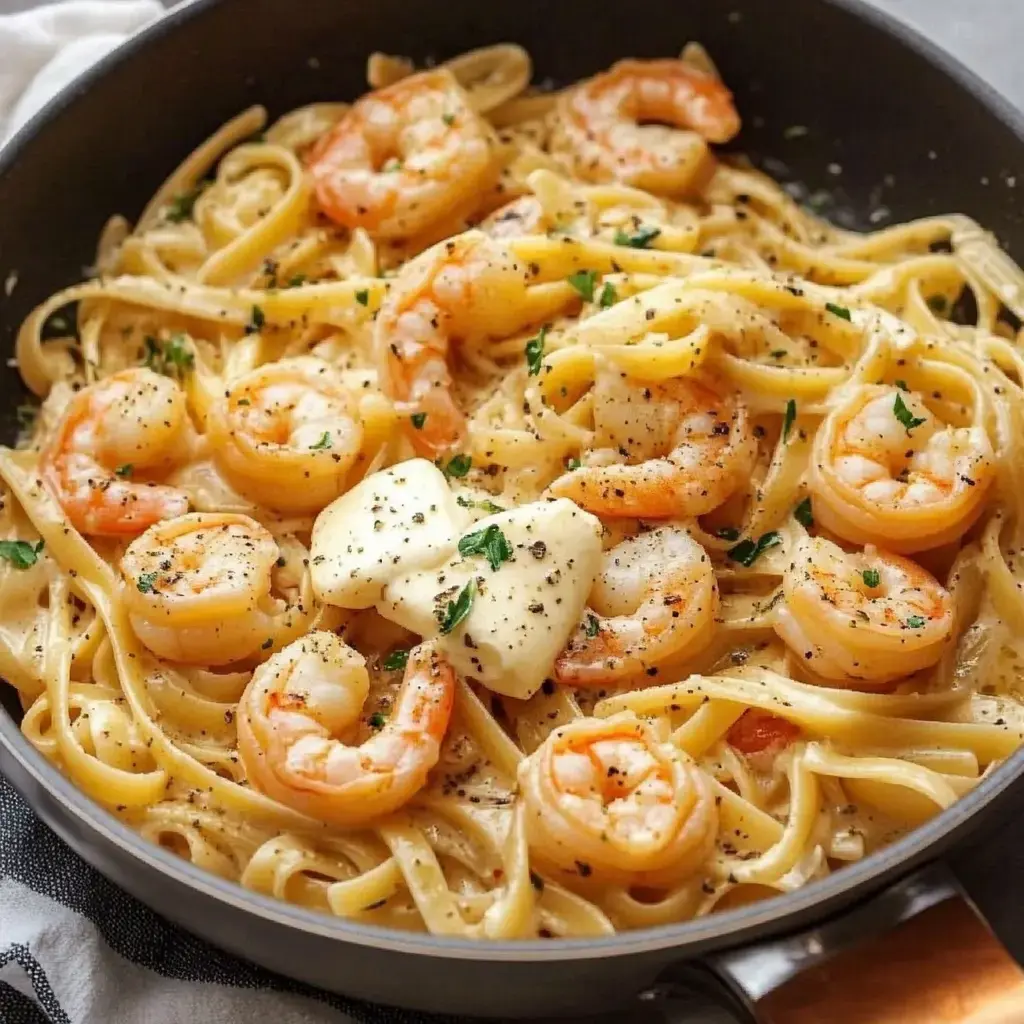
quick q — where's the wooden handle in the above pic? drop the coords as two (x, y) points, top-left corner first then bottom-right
(758, 896), (1024, 1024)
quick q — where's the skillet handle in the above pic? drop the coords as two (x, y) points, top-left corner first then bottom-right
(705, 862), (1024, 1023)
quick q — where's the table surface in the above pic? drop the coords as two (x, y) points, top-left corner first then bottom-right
(0, 0), (1023, 1020)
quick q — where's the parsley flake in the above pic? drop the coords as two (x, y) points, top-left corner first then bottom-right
(442, 113), (456, 126)
(382, 649), (409, 672)
(893, 393), (926, 432)
(566, 457), (582, 471)
(613, 225), (661, 249)
(286, 274), (308, 288)
(906, 615), (926, 629)
(525, 325), (548, 376)
(0, 539), (44, 570)
(825, 302), (852, 321)
(136, 571), (158, 593)
(443, 454), (472, 479)
(144, 333), (194, 378)
(368, 712), (387, 729)
(782, 399), (796, 441)
(727, 532), (782, 568)
(567, 269), (598, 302)
(410, 412), (428, 429)
(458, 524), (512, 571)
(456, 495), (504, 514)
(309, 431), (332, 450)
(716, 526), (741, 541)
(894, 379), (909, 391)
(439, 580), (476, 634)
(584, 613), (600, 638)
(598, 282), (618, 308)
(793, 497), (814, 528)
(246, 305), (265, 334)
(165, 180), (209, 223)
(355, 288), (369, 306)
(115, 464), (134, 478)
(861, 568), (880, 588)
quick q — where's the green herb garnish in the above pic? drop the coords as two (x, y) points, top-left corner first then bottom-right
(598, 282), (618, 309)
(613, 225), (661, 249)
(443, 454), (472, 479)
(584, 613), (600, 638)
(525, 325), (548, 376)
(458, 524), (512, 571)
(716, 526), (741, 541)
(782, 399), (796, 441)
(894, 379), (909, 391)
(309, 431), (332, 450)
(382, 649), (409, 672)
(442, 113), (456, 126)
(115, 464), (134, 478)
(825, 302), (852, 321)
(165, 180), (208, 223)
(246, 305), (265, 334)
(368, 712), (386, 728)
(143, 333), (194, 378)
(355, 288), (369, 307)
(411, 412), (428, 429)
(862, 568), (881, 588)
(456, 495), (505, 514)
(136, 571), (158, 593)
(439, 580), (476, 634)
(727, 532), (782, 568)
(0, 539), (44, 570)
(893, 393), (926, 432)
(906, 615), (926, 629)
(566, 457), (582, 471)
(793, 497), (813, 528)
(287, 274), (308, 288)
(567, 269), (598, 302)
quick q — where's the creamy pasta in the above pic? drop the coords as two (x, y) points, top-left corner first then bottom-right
(4, 43), (1024, 939)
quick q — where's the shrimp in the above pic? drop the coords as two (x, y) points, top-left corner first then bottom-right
(774, 535), (954, 685)
(374, 230), (569, 458)
(809, 383), (995, 553)
(41, 368), (190, 537)
(553, 59), (740, 194)
(308, 68), (500, 240)
(727, 710), (801, 771)
(121, 512), (283, 665)
(207, 357), (364, 513)
(556, 527), (718, 687)
(520, 712), (717, 886)
(550, 373), (756, 518)
(479, 195), (545, 239)
(237, 632), (454, 826)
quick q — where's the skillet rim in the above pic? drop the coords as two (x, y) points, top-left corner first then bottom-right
(0, 0), (1022, 963)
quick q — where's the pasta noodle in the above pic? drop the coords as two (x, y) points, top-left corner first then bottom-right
(3, 43), (1024, 940)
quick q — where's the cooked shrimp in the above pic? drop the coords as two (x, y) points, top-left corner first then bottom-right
(556, 527), (718, 687)
(727, 711), (801, 771)
(520, 712), (717, 886)
(550, 373), (756, 518)
(237, 632), (454, 826)
(479, 195), (545, 239)
(308, 68), (500, 239)
(375, 230), (569, 458)
(121, 513), (282, 665)
(554, 59), (740, 194)
(809, 384), (994, 553)
(41, 368), (190, 537)
(775, 535), (954, 685)
(207, 357), (363, 513)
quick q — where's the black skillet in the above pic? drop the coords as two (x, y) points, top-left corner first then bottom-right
(1, 0), (1024, 1019)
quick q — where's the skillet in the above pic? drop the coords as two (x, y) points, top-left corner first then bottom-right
(1, 0), (1024, 1018)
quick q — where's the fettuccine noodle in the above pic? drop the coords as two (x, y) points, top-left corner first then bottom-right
(3, 43), (1024, 939)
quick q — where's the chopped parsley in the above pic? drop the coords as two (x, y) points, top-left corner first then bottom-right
(115, 464), (134, 478)
(410, 412), (428, 429)
(584, 613), (600, 638)
(861, 568), (881, 588)
(906, 615), (926, 629)
(727, 532), (782, 568)
(598, 281), (618, 308)
(0, 539), (44, 570)
(525, 325), (548, 376)
(613, 225), (661, 249)
(782, 399), (796, 441)
(893, 393), (926, 432)
(246, 305), (266, 334)
(165, 180), (208, 223)
(793, 497), (813, 528)
(567, 269), (598, 302)
(382, 649), (409, 672)
(286, 274), (308, 288)
(443, 454), (472, 479)
(136, 571), (159, 594)
(566, 457), (582, 471)
(439, 580), (476, 634)
(355, 288), (369, 307)
(825, 302), (852, 321)
(144, 333), (194, 378)
(15, 405), (37, 429)
(459, 524), (512, 571)
(456, 495), (505, 514)
(716, 526), (741, 541)
(309, 431), (333, 450)
(368, 712), (387, 729)
(442, 113), (456, 126)
(894, 379), (909, 391)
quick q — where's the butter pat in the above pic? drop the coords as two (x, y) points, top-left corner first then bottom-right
(310, 459), (465, 609)
(380, 498), (602, 698)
